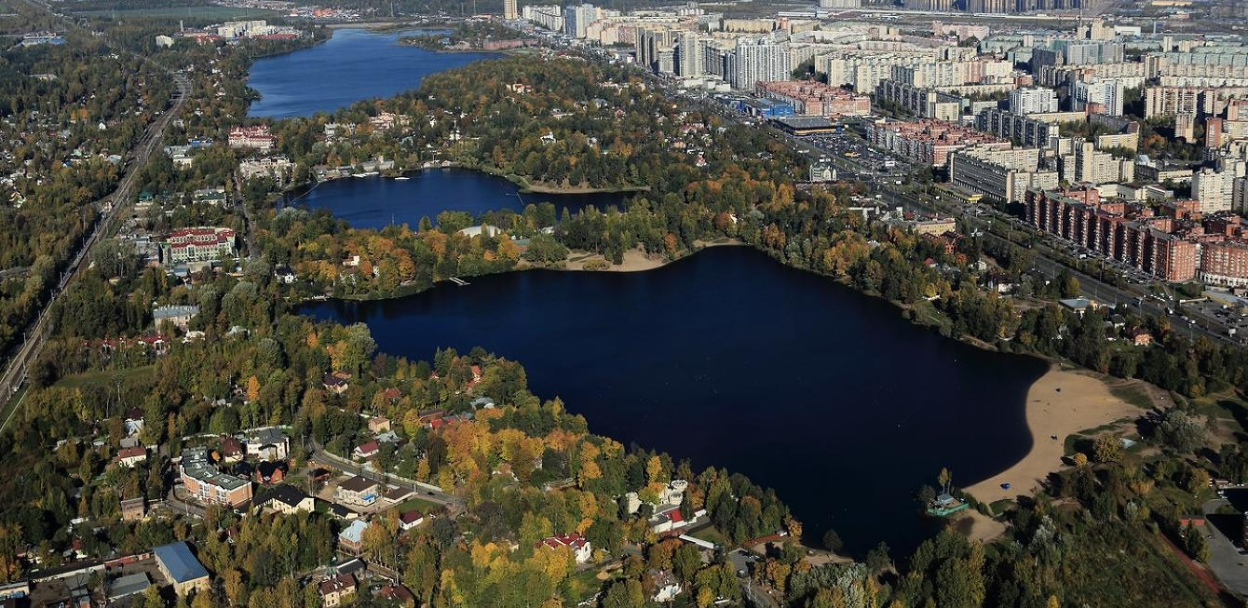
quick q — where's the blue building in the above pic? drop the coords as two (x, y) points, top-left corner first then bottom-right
(154, 542), (210, 596)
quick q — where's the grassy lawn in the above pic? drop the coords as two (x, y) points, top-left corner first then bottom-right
(685, 525), (727, 547)
(1190, 391), (1248, 431)
(54, 365), (157, 391)
(1110, 383), (1156, 410)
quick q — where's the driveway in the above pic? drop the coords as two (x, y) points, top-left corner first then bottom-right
(1201, 497), (1248, 599)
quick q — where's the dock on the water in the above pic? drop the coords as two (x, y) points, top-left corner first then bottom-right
(449, 277), (469, 286)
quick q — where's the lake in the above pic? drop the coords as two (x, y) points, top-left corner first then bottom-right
(247, 28), (499, 119)
(302, 246), (1048, 555)
(289, 169), (630, 229)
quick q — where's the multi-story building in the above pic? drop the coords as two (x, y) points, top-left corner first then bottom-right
(975, 109), (1059, 148)
(818, 0), (861, 7)
(1010, 86), (1059, 115)
(319, 574), (358, 608)
(563, 3), (597, 38)
(180, 447), (252, 507)
(1025, 189), (1198, 281)
(1200, 240), (1248, 287)
(334, 475), (380, 507)
(733, 38), (790, 90)
(1058, 139), (1134, 185)
(523, 4), (563, 30)
(1193, 166), (1240, 213)
(166, 227), (236, 265)
(950, 147), (1060, 203)
(228, 126), (276, 152)
(865, 118), (1010, 167)
(875, 80), (961, 121)
(1072, 79), (1124, 116)
(503, 0), (518, 20)
(756, 80), (871, 116)
(1144, 86), (1248, 119)
(154, 542), (211, 597)
(676, 31), (702, 77)
(816, 50), (940, 94)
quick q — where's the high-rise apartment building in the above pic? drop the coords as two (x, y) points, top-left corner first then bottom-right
(1010, 87), (1059, 115)
(733, 38), (790, 91)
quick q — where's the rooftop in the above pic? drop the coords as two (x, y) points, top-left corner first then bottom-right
(153, 542), (210, 584)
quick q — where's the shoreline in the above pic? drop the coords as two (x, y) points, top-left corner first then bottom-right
(962, 365), (1146, 505)
(554, 239), (747, 273)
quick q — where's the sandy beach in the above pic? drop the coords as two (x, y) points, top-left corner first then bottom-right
(963, 365), (1146, 505)
(559, 240), (746, 273)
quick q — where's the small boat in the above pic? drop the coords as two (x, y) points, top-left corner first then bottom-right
(393, 176), (411, 181)
(352, 171), (379, 178)
(1000, 483), (1011, 490)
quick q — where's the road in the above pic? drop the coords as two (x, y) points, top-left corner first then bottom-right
(0, 3), (193, 428)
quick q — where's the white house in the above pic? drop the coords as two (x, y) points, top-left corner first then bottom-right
(650, 570), (682, 603)
(114, 447), (147, 468)
(536, 534), (593, 564)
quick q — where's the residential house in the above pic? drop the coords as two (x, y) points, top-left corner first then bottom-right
(334, 476), (380, 507)
(398, 510), (424, 531)
(354, 441), (380, 460)
(378, 584), (417, 607)
(338, 520), (370, 555)
(536, 533), (592, 564)
(262, 485), (314, 515)
(318, 573), (357, 608)
(368, 415), (392, 433)
(255, 460), (288, 485)
(219, 436), (244, 463)
(242, 428), (290, 460)
(323, 372), (351, 395)
(154, 542), (211, 596)
(1132, 330), (1154, 346)
(114, 446), (147, 468)
(649, 570), (682, 603)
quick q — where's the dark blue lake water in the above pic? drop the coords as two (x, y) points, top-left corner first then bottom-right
(289, 169), (629, 229)
(301, 246), (1047, 556)
(247, 28), (499, 118)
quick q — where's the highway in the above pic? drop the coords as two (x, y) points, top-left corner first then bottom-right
(0, 1), (194, 430)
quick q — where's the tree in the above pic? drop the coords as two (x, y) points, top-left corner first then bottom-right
(938, 467), (952, 494)
(1093, 435), (1123, 463)
(1072, 452), (1089, 467)
(822, 529), (843, 553)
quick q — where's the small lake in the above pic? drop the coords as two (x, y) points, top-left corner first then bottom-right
(302, 246), (1048, 555)
(289, 169), (630, 229)
(247, 28), (500, 119)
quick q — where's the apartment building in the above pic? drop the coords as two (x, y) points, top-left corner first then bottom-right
(180, 447), (252, 507)
(1010, 87), (1059, 115)
(1025, 189), (1198, 281)
(166, 227), (236, 265)
(950, 147), (1060, 203)
(1200, 240), (1248, 287)
(875, 80), (961, 121)
(228, 126), (276, 153)
(975, 109), (1059, 147)
(755, 81), (871, 116)
(865, 118), (1010, 167)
